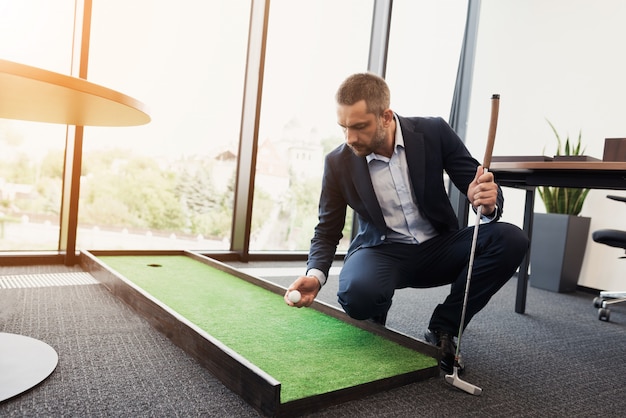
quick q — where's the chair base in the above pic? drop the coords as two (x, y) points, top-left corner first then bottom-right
(593, 291), (626, 322)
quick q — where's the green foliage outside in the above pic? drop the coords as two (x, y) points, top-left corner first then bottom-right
(80, 150), (234, 238)
(0, 124), (350, 250)
(0, 145), (333, 249)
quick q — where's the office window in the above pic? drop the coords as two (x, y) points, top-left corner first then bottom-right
(386, 0), (467, 120)
(0, 1), (75, 251)
(250, 0), (372, 251)
(79, 0), (250, 250)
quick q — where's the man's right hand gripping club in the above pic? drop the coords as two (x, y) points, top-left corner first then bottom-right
(284, 275), (321, 308)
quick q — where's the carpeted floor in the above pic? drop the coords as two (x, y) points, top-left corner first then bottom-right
(1, 261), (625, 417)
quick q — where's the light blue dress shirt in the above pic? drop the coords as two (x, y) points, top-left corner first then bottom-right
(365, 116), (438, 244)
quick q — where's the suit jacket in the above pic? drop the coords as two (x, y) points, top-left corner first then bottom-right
(307, 115), (504, 279)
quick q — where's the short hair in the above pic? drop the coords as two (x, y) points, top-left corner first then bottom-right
(335, 72), (390, 116)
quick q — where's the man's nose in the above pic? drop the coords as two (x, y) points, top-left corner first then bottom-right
(344, 128), (357, 144)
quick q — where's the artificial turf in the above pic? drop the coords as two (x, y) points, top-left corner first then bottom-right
(98, 255), (437, 403)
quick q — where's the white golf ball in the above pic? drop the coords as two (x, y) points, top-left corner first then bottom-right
(288, 290), (301, 303)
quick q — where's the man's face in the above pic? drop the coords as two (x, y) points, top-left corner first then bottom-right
(337, 100), (386, 157)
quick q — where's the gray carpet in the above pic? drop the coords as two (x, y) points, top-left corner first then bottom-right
(1, 262), (625, 417)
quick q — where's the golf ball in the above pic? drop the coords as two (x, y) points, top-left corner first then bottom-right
(288, 290), (301, 303)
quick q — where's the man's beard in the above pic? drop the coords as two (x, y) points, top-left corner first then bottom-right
(350, 121), (386, 157)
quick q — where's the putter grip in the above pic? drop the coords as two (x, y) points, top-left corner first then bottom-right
(482, 94), (500, 169)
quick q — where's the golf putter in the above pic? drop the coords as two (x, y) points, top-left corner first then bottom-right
(445, 94), (500, 396)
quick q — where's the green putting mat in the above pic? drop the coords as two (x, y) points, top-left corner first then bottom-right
(98, 255), (437, 403)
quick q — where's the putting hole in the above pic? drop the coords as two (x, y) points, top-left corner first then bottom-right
(147, 263), (162, 268)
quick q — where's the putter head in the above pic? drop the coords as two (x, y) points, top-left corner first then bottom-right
(445, 366), (482, 396)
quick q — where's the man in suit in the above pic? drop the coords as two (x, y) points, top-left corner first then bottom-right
(284, 73), (528, 374)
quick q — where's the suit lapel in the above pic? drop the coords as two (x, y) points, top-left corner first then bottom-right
(398, 117), (426, 206)
(345, 152), (386, 230)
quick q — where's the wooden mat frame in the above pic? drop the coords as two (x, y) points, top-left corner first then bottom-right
(80, 250), (439, 417)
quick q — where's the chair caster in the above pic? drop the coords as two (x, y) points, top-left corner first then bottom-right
(598, 307), (610, 322)
(593, 297), (604, 308)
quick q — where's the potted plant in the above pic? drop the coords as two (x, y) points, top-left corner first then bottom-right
(530, 120), (592, 292)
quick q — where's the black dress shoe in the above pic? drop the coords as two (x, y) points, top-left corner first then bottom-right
(424, 329), (465, 375)
(368, 312), (387, 326)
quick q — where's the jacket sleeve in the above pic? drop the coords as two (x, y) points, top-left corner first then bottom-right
(438, 118), (504, 221)
(306, 152), (347, 279)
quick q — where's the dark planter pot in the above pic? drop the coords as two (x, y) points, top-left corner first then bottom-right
(529, 213), (591, 293)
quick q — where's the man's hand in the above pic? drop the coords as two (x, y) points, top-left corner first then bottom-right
(284, 275), (321, 307)
(467, 166), (497, 216)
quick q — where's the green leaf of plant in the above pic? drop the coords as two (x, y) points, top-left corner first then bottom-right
(539, 120), (589, 215)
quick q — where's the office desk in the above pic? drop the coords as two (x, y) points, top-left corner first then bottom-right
(0, 59), (149, 401)
(0, 58), (150, 126)
(489, 161), (626, 314)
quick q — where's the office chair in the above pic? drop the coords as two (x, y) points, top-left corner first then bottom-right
(592, 195), (626, 321)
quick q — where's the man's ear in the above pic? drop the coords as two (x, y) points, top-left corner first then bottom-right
(381, 109), (393, 127)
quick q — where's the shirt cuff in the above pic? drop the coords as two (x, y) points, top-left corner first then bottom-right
(306, 268), (327, 287)
(480, 205), (499, 223)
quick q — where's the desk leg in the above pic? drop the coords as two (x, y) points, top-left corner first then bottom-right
(515, 187), (535, 313)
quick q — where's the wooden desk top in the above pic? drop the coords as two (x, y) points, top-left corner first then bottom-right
(489, 159), (626, 190)
(0, 59), (150, 127)
(490, 160), (626, 171)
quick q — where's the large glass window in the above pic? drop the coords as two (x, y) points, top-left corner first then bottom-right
(250, 0), (373, 251)
(386, 0), (468, 121)
(79, 0), (250, 250)
(0, 0), (75, 251)
(0, 0), (467, 256)
(385, 0), (468, 206)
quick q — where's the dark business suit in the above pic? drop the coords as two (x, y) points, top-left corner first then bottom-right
(307, 116), (528, 334)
